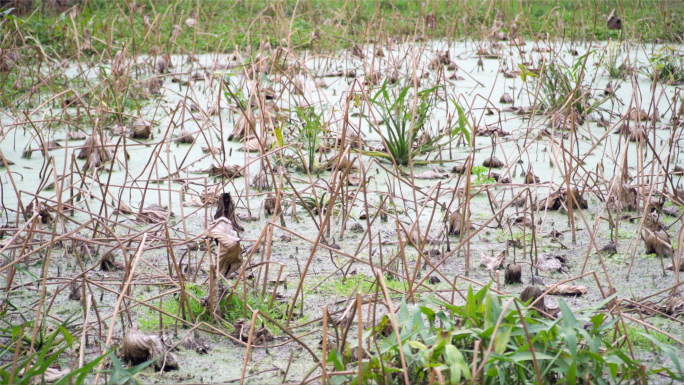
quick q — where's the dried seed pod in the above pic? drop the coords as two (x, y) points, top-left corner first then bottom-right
(524, 170), (540, 184)
(351, 44), (364, 58)
(407, 223), (439, 246)
(520, 286), (546, 313)
(177, 128), (194, 144)
(606, 9), (622, 30)
(263, 193), (279, 216)
(499, 93), (513, 103)
(505, 264), (522, 284)
(350, 222), (364, 232)
(600, 242), (617, 255)
(101, 252), (124, 271)
(214, 192), (243, 231)
(293, 75), (307, 95)
(447, 210), (467, 235)
(131, 118), (152, 139)
(483, 156), (504, 168)
(68, 282), (81, 301)
(156, 56), (168, 74)
(123, 328), (179, 371)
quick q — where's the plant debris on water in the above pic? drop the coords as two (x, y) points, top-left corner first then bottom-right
(2, 0), (684, 384)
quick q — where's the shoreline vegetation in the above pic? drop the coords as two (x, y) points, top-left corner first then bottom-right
(1, 0), (683, 57)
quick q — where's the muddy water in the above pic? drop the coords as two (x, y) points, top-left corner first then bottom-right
(1, 40), (683, 383)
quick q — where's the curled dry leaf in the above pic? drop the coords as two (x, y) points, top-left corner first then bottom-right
(407, 224), (439, 246)
(182, 332), (210, 354)
(412, 170), (449, 180)
(123, 328), (179, 371)
(229, 108), (256, 140)
(183, 196), (204, 207)
(545, 285), (588, 296)
(476, 124), (509, 137)
(537, 188), (588, 211)
(208, 162), (242, 178)
(242, 135), (274, 152)
(232, 318), (274, 343)
(251, 169), (271, 191)
(480, 250), (506, 270)
(77, 136), (114, 168)
(66, 131), (87, 140)
(643, 228), (672, 256)
(209, 217), (242, 278)
(140, 204), (170, 223)
(536, 253), (569, 274)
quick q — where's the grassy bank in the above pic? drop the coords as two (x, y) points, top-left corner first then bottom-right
(1, 0), (683, 58)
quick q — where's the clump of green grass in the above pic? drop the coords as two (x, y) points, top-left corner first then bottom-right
(648, 50), (684, 84)
(138, 283), (287, 333)
(312, 273), (407, 297)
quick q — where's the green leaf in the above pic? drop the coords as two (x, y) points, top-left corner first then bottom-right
(558, 299), (577, 328)
(408, 340), (427, 350)
(444, 345), (468, 385)
(274, 125), (284, 147)
(494, 327), (511, 355)
(639, 333), (682, 373)
(327, 349), (345, 371)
